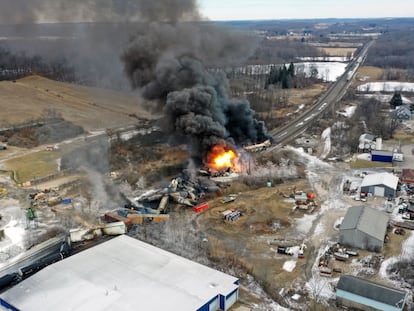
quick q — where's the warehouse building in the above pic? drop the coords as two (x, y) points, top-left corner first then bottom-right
(339, 206), (389, 252)
(0, 235), (239, 311)
(360, 172), (399, 198)
(336, 275), (408, 311)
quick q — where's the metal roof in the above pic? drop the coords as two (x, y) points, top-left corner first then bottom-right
(360, 172), (399, 190)
(359, 133), (375, 142)
(340, 206), (389, 241)
(371, 150), (393, 157)
(337, 275), (407, 308)
(1, 235), (238, 311)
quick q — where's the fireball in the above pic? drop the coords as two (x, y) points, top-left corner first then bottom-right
(206, 144), (237, 171)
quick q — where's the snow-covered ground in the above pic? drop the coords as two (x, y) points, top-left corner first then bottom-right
(295, 62), (347, 82)
(320, 127), (331, 159)
(297, 56), (350, 62)
(0, 199), (28, 261)
(357, 93), (413, 104)
(357, 82), (414, 93)
(336, 105), (356, 118)
(227, 61), (348, 82)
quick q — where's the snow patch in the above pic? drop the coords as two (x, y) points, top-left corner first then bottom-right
(357, 153), (371, 161)
(320, 127), (331, 160)
(295, 213), (318, 236)
(357, 82), (414, 93)
(283, 260), (297, 272)
(337, 106), (356, 117)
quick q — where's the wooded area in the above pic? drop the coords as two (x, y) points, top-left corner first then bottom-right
(366, 31), (414, 81)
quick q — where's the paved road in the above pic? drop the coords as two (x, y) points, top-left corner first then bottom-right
(266, 40), (375, 152)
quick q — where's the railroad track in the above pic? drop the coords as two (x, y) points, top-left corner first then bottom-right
(266, 40), (374, 152)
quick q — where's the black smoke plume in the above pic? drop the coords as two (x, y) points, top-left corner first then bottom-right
(0, 0), (200, 89)
(121, 1), (270, 161)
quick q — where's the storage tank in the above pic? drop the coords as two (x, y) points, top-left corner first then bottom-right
(375, 137), (382, 150)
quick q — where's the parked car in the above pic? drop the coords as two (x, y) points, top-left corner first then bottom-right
(0, 146), (7, 150)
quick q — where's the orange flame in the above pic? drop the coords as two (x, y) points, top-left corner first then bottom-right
(206, 145), (237, 171)
(213, 150), (236, 168)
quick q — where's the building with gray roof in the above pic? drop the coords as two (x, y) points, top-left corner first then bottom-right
(339, 206), (389, 252)
(336, 275), (408, 311)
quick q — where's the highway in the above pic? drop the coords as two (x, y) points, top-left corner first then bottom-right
(266, 40), (374, 152)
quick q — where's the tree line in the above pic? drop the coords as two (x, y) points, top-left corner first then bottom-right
(366, 30), (414, 81)
(0, 45), (76, 82)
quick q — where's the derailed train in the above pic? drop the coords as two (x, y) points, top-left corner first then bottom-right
(0, 235), (70, 291)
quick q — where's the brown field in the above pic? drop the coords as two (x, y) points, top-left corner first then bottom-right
(200, 179), (315, 298)
(289, 84), (327, 106)
(356, 66), (384, 82)
(307, 42), (363, 48)
(318, 47), (357, 57)
(0, 75), (157, 131)
(266, 84), (327, 119)
(390, 130), (414, 144)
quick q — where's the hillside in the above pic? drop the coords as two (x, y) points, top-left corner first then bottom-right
(0, 75), (157, 131)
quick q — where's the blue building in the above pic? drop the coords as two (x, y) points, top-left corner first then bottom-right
(371, 150), (394, 163)
(336, 275), (408, 311)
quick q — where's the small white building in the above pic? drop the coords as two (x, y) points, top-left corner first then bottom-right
(0, 235), (239, 311)
(360, 172), (399, 198)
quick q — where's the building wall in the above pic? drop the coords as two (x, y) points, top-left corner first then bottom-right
(360, 185), (395, 198)
(339, 229), (383, 252)
(371, 155), (393, 163)
(336, 289), (404, 311)
(197, 289), (239, 311)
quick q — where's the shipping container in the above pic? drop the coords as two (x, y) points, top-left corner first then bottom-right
(193, 202), (209, 213)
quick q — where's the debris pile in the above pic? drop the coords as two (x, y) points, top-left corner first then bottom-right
(29, 189), (63, 207)
(318, 244), (359, 277)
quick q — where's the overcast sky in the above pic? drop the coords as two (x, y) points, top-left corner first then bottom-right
(198, 0), (414, 21)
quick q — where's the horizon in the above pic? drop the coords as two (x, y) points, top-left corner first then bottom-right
(0, 16), (414, 27)
(198, 0), (414, 21)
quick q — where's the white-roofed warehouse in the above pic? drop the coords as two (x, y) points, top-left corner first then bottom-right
(339, 206), (389, 252)
(0, 235), (239, 311)
(360, 172), (399, 198)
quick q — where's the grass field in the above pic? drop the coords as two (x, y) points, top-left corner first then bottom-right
(349, 159), (393, 169)
(4, 150), (60, 182)
(2, 138), (88, 182)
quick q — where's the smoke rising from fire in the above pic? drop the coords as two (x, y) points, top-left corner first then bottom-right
(121, 0), (270, 161)
(0, 0), (198, 24)
(0, 0), (201, 89)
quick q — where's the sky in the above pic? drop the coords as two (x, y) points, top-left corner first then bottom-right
(198, 0), (414, 21)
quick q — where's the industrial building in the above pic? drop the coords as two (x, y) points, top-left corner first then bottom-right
(336, 275), (408, 311)
(0, 235), (239, 311)
(371, 150), (394, 163)
(360, 172), (399, 198)
(339, 206), (389, 252)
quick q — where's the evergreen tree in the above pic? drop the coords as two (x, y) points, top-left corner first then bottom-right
(390, 92), (403, 108)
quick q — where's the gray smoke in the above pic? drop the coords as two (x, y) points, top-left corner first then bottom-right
(0, 0), (198, 24)
(121, 1), (269, 160)
(0, 0), (199, 89)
